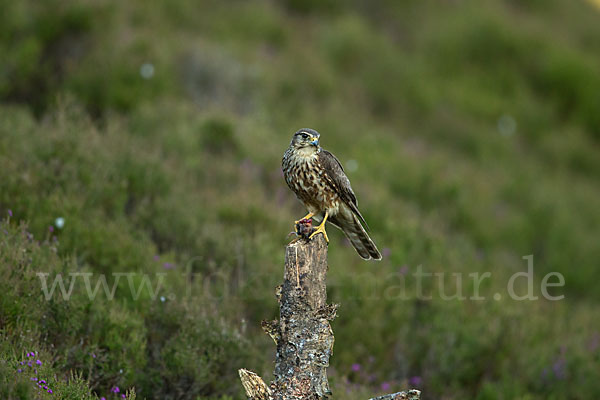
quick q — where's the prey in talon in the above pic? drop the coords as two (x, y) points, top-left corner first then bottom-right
(294, 218), (315, 240)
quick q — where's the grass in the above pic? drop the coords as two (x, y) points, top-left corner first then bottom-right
(1, 0), (599, 399)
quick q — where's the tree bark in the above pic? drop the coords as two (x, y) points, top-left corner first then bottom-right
(239, 235), (421, 400)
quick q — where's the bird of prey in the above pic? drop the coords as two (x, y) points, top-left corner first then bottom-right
(282, 128), (382, 260)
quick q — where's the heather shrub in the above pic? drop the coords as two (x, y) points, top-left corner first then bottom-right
(1, 1), (599, 399)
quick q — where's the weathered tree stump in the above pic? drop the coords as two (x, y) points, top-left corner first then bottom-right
(239, 235), (421, 400)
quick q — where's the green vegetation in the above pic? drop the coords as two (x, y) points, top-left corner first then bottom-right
(1, 0), (599, 399)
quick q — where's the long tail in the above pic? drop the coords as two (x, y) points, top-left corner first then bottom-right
(330, 209), (382, 261)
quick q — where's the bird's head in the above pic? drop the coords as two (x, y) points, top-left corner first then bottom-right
(290, 128), (320, 151)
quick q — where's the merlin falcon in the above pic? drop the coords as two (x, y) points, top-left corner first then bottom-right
(282, 128), (382, 260)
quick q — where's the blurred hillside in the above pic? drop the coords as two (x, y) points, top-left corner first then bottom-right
(1, 0), (599, 399)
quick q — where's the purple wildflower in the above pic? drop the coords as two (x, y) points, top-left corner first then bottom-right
(31, 377), (37, 381)
(121, 395), (126, 399)
(8, 209), (12, 217)
(381, 381), (391, 391)
(111, 386), (120, 393)
(351, 363), (361, 372)
(153, 255), (160, 261)
(399, 265), (409, 275)
(49, 225), (54, 233)
(163, 262), (175, 269)
(552, 358), (566, 380)
(382, 248), (391, 259)
(36, 359), (42, 365)
(17, 369), (23, 373)
(101, 398), (106, 400)
(27, 361), (32, 367)
(40, 380), (46, 384)
(409, 376), (422, 386)
(48, 389), (53, 394)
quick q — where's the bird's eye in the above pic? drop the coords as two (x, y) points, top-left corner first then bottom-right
(301, 133), (309, 139)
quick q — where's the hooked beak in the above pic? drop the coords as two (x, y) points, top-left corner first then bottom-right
(310, 137), (319, 147)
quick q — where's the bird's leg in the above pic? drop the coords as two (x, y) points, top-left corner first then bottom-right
(309, 210), (329, 242)
(294, 212), (314, 225)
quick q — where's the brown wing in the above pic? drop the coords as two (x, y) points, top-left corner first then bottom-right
(318, 149), (368, 229)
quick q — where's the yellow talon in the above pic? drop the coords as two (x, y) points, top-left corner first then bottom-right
(309, 222), (329, 242)
(308, 211), (329, 243)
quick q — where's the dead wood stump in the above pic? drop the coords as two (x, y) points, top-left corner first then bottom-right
(239, 235), (421, 400)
